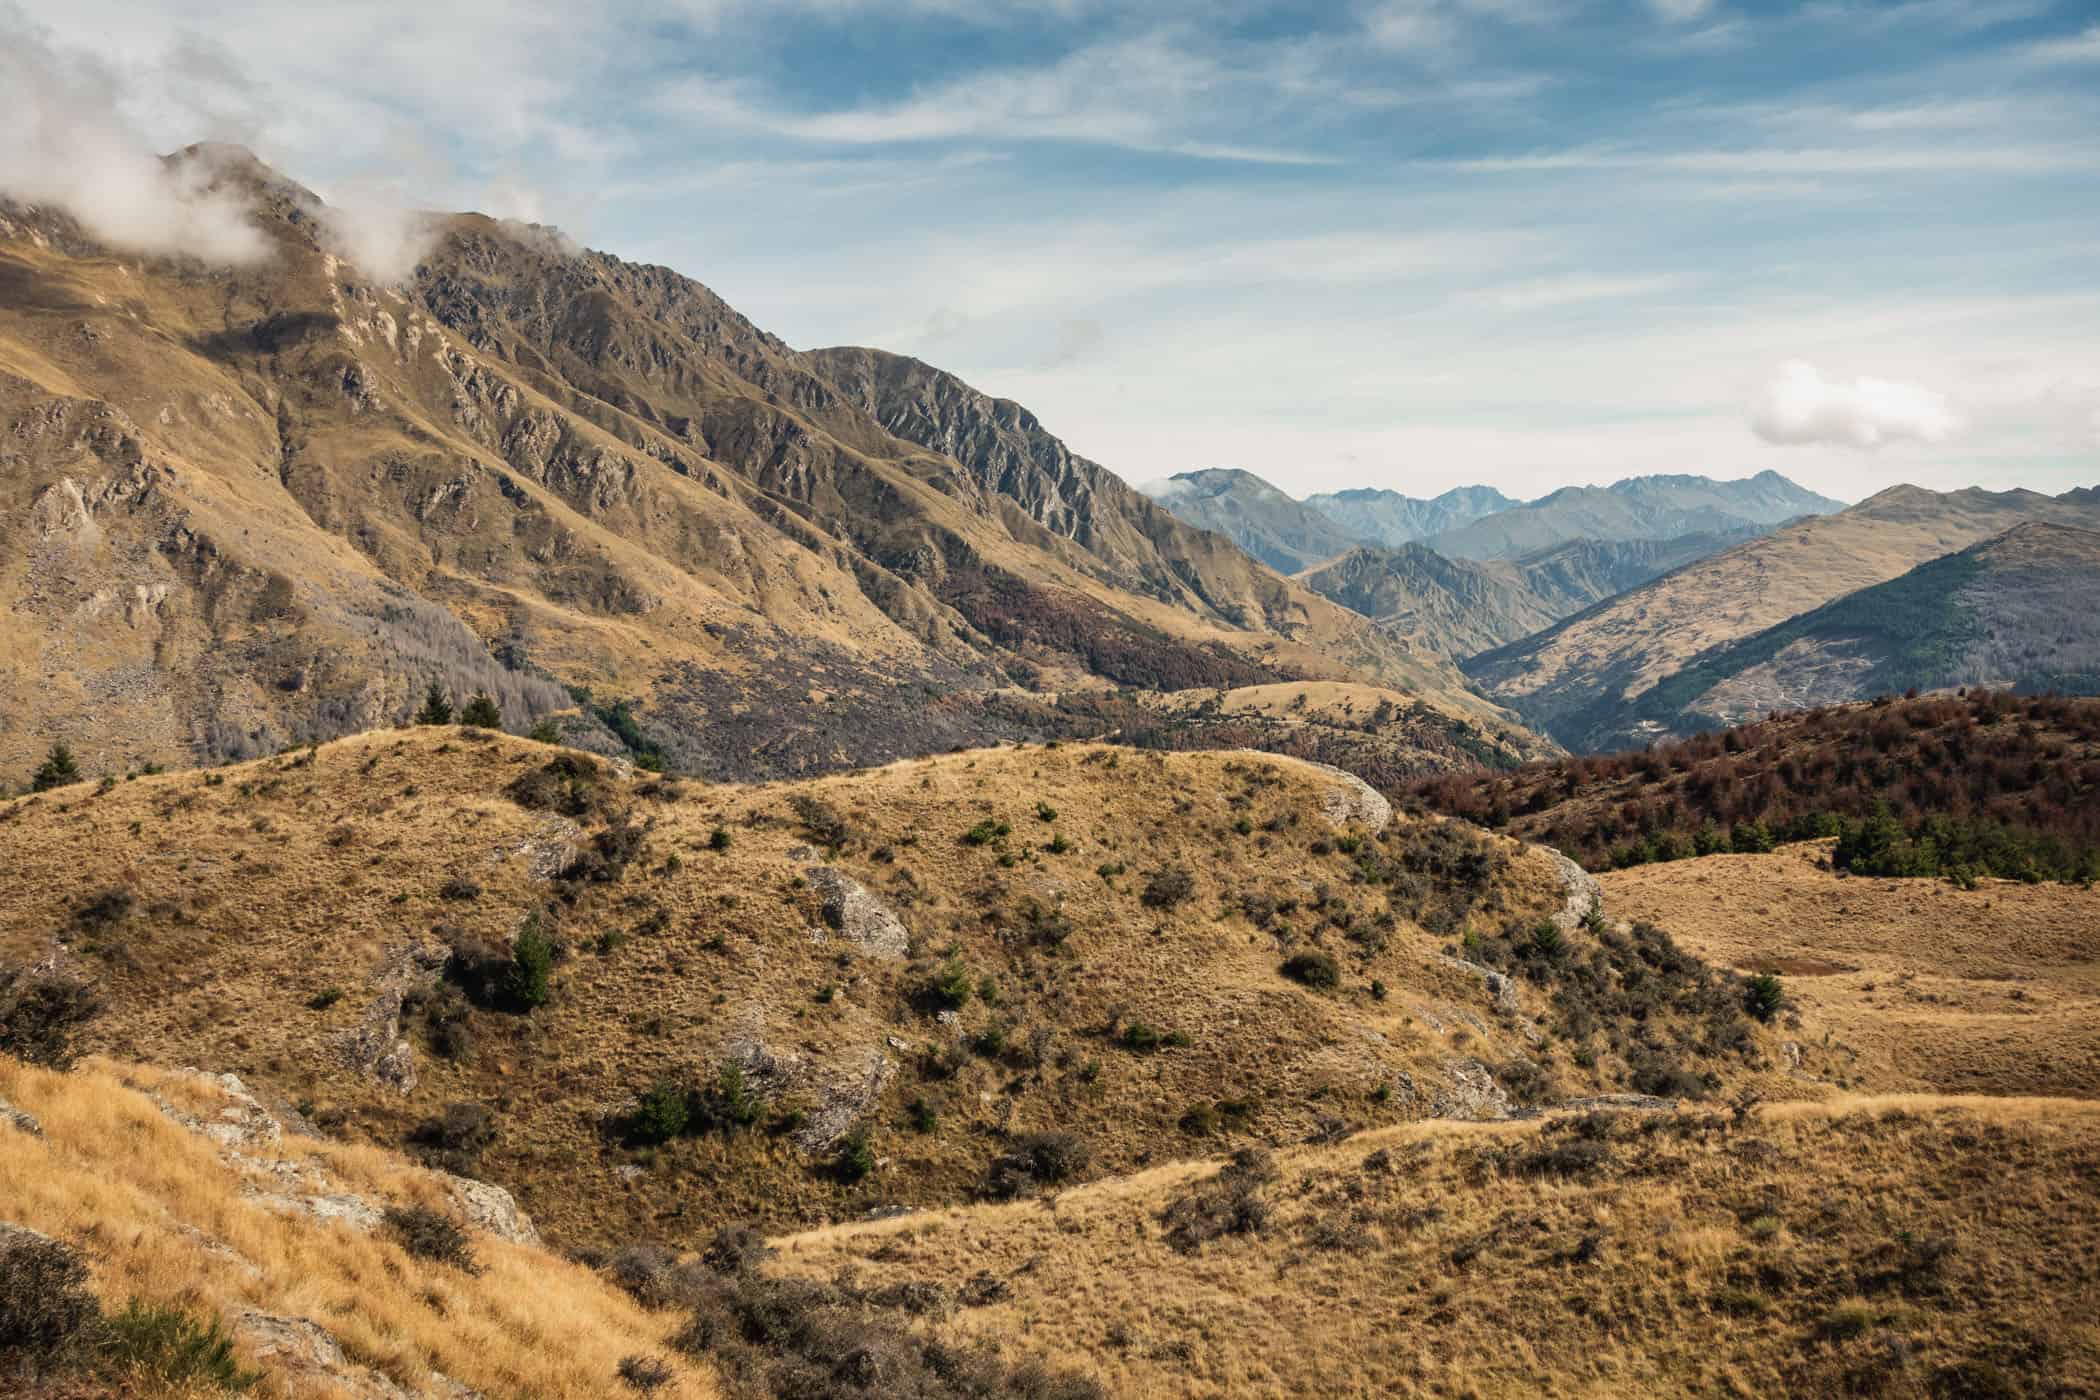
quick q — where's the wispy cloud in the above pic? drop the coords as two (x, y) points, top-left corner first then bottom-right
(2023, 23), (2100, 64)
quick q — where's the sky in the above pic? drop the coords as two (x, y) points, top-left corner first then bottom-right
(5, 0), (2099, 503)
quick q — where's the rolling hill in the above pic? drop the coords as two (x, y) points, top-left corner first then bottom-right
(1466, 485), (2100, 751)
(0, 145), (1532, 789)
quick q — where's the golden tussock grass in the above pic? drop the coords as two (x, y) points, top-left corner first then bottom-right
(0, 1055), (713, 1397)
(770, 1096), (2100, 1398)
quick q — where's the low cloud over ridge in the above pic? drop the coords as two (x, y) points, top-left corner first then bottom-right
(1751, 360), (1963, 450)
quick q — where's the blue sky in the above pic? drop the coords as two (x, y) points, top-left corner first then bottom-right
(11, 0), (2100, 501)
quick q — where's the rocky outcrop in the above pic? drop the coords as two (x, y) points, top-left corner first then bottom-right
(792, 1048), (896, 1153)
(1432, 1057), (1512, 1121)
(1539, 845), (1600, 936)
(236, 1312), (421, 1399)
(439, 1172), (539, 1247)
(806, 867), (910, 959)
(0, 1095), (41, 1136)
(333, 939), (450, 1094)
(1305, 760), (1393, 833)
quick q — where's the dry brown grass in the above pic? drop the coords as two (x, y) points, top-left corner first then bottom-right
(1602, 842), (2100, 1098)
(771, 1096), (2100, 1398)
(0, 1055), (714, 1397)
(0, 728), (1721, 1248)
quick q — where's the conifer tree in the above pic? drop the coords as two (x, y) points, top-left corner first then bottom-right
(414, 680), (453, 726)
(460, 692), (502, 729)
(30, 742), (81, 792)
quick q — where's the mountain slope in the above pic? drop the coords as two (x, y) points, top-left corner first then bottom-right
(1620, 522), (2100, 735)
(1297, 544), (1560, 658)
(1466, 485), (2100, 751)
(1138, 467), (1360, 573)
(1298, 528), (1775, 661)
(0, 147), (1535, 785)
(1302, 484), (1514, 546)
(1427, 470), (1840, 561)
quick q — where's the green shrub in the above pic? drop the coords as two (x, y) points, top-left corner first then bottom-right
(1281, 950), (1340, 990)
(414, 679), (453, 726)
(963, 818), (1011, 847)
(834, 1131), (876, 1183)
(983, 1132), (1092, 1199)
(923, 958), (973, 1012)
(1819, 1302), (1877, 1341)
(528, 716), (563, 744)
(0, 1230), (97, 1355)
(1046, 833), (1073, 855)
(1179, 1103), (1219, 1136)
(1121, 1021), (1163, 1053)
(628, 1080), (691, 1145)
(101, 1300), (259, 1391)
(502, 917), (555, 1010)
(1745, 973), (1785, 1023)
(1035, 802), (1058, 822)
(708, 826), (732, 852)
(459, 692), (502, 729)
(30, 741), (83, 792)
(906, 1096), (938, 1133)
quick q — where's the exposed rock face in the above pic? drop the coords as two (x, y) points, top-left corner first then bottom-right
(333, 939), (450, 1095)
(0, 1095), (41, 1136)
(1439, 955), (1522, 1016)
(806, 867), (910, 959)
(1300, 760), (1393, 833)
(439, 1172), (540, 1247)
(1433, 1057), (1513, 1120)
(236, 1312), (419, 1399)
(1540, 846), (1601, 936)
(792, 1049), (896, 1153)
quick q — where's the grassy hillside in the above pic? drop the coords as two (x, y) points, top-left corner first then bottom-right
(0, 1056), (719, 1397)
(769, 1095), (2100, 1398)
(0, 726), (1770, 1252)
(1405, 691), (2100, 883)
(1466, 485), (2100, 752)
(1603, 842), (2100, 1099)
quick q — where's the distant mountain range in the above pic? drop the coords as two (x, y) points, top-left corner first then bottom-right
(1302, 485), (1516, 547)
(1422, 470), (1842, 561)
(1468, 486), (2100, 750)
(1298, 527), (1769, 660)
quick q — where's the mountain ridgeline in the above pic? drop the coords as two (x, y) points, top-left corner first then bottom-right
(0, 146), (1538, 787)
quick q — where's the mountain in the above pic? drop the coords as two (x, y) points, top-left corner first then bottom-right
(1426, 470), (1841, 561)
(1297, 544), (1561, 658)
(0, 146), (1535, 786)
(1466, 484), (2100, 751)
(1617, 522), (2100, 736)
(1301, 484), (1515, 546)
(1138, 467), (1361, 573)
(1297, 528), (1770, 661)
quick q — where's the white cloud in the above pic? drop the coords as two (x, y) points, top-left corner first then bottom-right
(1646, 0), (1716, 22)
(1750, 361), (1963, 449)
(0, 12), (268, 264)
(1472, 273), (1686, 311)
(2024, 23), (2100, 63)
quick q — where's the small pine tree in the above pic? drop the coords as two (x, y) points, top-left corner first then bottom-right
(459, 692), (502, 729)
(30, 742), (81, 792)
(414, 680), (453, 726)
(528, 716), (562, 745)
(502, 916), (554, 1011)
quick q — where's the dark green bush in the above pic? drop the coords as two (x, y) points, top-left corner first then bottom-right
(1281, 950), (1340, 989)
(382, 1204), (480, 1274)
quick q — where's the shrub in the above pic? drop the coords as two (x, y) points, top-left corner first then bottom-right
(502, 918), (555, 1010)
(528, 716), (563, 744)
(1746, 973), (1785, 1023)
(306, 986), (343, 1011)
(617, 1354), (674, 1393)
(963, 818), (1011, 847)
(1281, 950), (1340, 990)
(789, 794), (851, 849)
(906, 1096), (938, 1133)
(101, 1300), (259, 1391)
(0, 1230), (98, 1356)
(505, 753), (605, 817)
(0, 964), (102, 1069)
(409, 1101), (497, 1174)
(1140, 865), (1195, 909)
(459, 692), (502, 729)
(984, 1132), (1092, 1199)
(628, 1080), (691, 1145)
(1121, 1021), (1163, 1053)
(693, 1062), (764, 1134)
(1820, 1301), (1878, 1341)
(701, 1225), (774, 1276)
(1162, 1147), (1274, 1252)
(382, 1204), (480, 1274)
(1179, 1103), (1219, 1136)
(922, 958), (973, 1012)
(30, 742), (82, 792)
(438, 875), (482, 902)
(74, 888), (135, 930)
(708, 826), (732, 852)
(1035, 801), (1058, 822)
(834, 1131), (876, 1183)
(414, 679), (454, 726)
